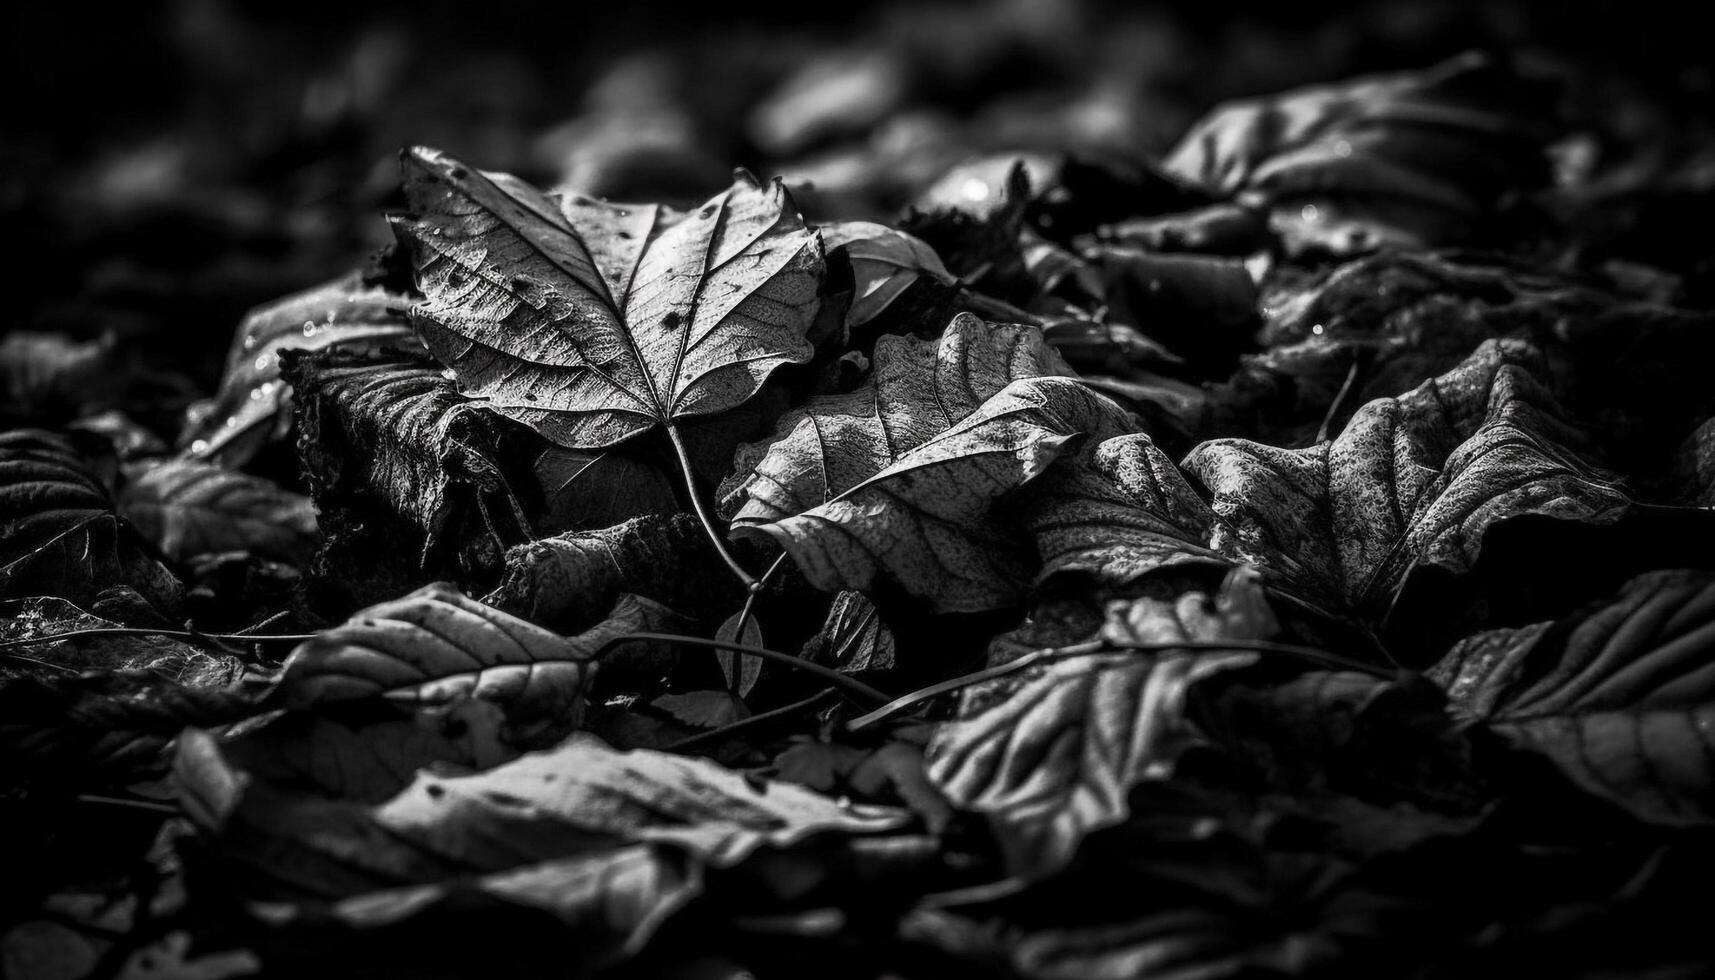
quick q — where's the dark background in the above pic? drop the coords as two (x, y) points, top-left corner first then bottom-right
(3, 0), (1709, 391)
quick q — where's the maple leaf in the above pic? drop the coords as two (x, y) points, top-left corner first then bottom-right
(392, 146), (823, 450)
(1430, 570), (1715, 825)
(720, 312), (1073, 526)
(1183, 339), (1632, 629)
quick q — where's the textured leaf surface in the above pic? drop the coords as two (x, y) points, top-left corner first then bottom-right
(1015, 429), (1227, 587)
(0, 431), (179, 608)
(276, 584), (664, 717)
(393, 146), (822, 449)
(926, 572), (1273, 877)
(1184, 340), (1632, 626)
(181, 271), (418, 466)
(721, 312), (1073, 526)
(290, 355), (524, 552)
(119, 459), (318, 563)
(1431, 570), (1715, 824)
(735, 376), (1126, 613)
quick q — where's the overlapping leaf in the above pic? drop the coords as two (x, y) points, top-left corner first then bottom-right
(1431, 570), (1715, 825)
(1184, 339), (1633, 627)
(734, 376), (1129, 612)
(1165, 52), (1556, 253)
(289, 355), (526, 555)
(119, 459), (318, 563)
(392, 146), (822, 449)
(180, 271), (418, 466)
(0, 430), (179, 609)
(175, 730), (905, 964)
(721, 312), (1073, 526)
(820, 220), (955, 330)
(925, 571), (1273, 878)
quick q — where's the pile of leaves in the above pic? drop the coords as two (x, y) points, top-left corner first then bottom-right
(6, 37), (1715, 980)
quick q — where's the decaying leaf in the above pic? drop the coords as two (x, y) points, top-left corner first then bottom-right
(488, 514), (728, 631)
(722, 312), (1073, 526)
(1185, 340), (1632, 628)
(119, 458), (318, 563)
(180, 271), (419, 467)
(926, 570), (1274, 877)
(393, 146), (823, 450)
(1431, 570), (1715, 825)
(802, 590), (897, 674)
(0, 430), (180, 610)
(289, 355), (528, 559)
(735, 376), (1130, 612)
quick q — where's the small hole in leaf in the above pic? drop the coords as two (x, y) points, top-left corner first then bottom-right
(663, 310), (682, 330)
(426, 784), (445, 799)
(448, 166), (468, 180)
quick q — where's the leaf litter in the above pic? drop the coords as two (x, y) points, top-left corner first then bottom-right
(4, 16), (1715, 980)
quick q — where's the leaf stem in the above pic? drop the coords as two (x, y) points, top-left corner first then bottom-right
(664, 422), (757, 590)
(843, 638), (1393, 732)
(0, 628), (315, 653)
(597, 632), (890, 706)
(668, 688), (838, 753)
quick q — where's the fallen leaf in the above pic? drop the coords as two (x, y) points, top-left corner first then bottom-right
(1164, 52), (1557, 254)
(393, 146), (823, 450)
(0, 431), (180, 610)
(289, 354), (528, 560)
(1013, 428), (1226, 588)
(802, 591), (896, 674)
(175, 730), (905, 964)
(488, 514), (729, 632)
(721, 312), (1073, 526)
(1430, 570), (1715, 825)
(926, 574), (1272, 877)
(119, 459), (318, 564)
(652, 690), (750, 729)
(179, 271), (418, 467)
(712, 610), (763, 697)
(1184, 339), (1632, 628)
(819, 220), (955, 330)
(734, 376), (1127, 613)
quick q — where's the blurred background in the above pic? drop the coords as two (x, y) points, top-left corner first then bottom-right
(3, 0), (1710, 392)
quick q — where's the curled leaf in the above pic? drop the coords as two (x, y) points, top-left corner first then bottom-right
(180, 271), (418, 466)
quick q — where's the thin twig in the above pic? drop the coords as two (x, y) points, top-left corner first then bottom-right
(0, 628), (315, 653)
(597, 632), (891, 706)
(2, 651), (78, 673)
(75, 794), (179, 815)
(668, 688), (838, 752)
(664, 422), (757, 590)
(1315, 354), (1364, 443)
(844, 637), (1394, 732)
